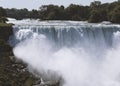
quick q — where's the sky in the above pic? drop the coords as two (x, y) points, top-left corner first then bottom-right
(0, 0), (117, 10)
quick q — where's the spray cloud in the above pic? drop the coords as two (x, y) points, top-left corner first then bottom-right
(11, 21), (120, 86)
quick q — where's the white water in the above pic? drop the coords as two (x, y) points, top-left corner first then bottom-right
(10, 19), (120, 86)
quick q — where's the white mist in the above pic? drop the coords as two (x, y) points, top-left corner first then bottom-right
(11, 21), (120, 86)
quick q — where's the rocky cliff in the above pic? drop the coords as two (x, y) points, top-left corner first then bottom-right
(0, 26), (59, 86)
(0, 27), (38, 86)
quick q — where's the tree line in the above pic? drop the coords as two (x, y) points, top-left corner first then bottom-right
(0, 7), (8, 23)
(0, 0), (120, 23)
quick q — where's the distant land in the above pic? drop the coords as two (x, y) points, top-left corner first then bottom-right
(0, 0), (120, 24)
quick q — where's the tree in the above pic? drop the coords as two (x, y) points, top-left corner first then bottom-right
(90, 1), (101, 8)
(88, 10), (102, 23)
(110, 6), (120, 23)
(28, 9), (39, 19)
(65, 4), (90, 21)
(1, 1), (119, 23)
(0, 7), (6, 17)
(0, 7), (7, 23)
(65, 4), (80, 19)
(39, 5), (66, 20)
(71, 15), (81, 21)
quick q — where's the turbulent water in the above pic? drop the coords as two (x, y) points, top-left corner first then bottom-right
(9, 19), (120, 86)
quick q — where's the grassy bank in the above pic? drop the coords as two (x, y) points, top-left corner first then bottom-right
(0, 23), (13, 28)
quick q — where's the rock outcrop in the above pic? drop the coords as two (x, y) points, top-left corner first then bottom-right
(0, 26), (60, 86)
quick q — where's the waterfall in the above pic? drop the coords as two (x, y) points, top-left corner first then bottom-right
(9, 19), (120, 86)
(11, 20), (120, 47)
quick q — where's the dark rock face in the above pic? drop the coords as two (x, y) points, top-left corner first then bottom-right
(0, 27), (37, 86)
(0, 27), (13, 41)
(0, 27), (13, 53)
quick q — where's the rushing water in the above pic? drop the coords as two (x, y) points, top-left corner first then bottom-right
(9, 19), (120, 86)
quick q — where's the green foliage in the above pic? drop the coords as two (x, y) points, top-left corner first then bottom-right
(39, 5), (66, 20)
(29, 9), (40, 19)
(66, 4), (89, 20)
(88, 10), (101, 23)
(71, 15), (81, 21)
(89, 9), (108, 23)
(38, 4), (90, 21)
(0, 7), (7, 23)
(110, 6), (120, 24)
(6, 8), (30, 20)
(90, 1), (101, 8)
(0, 7), (6, 17)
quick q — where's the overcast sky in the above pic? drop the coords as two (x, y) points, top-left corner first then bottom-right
(0, 0), (117, 10)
